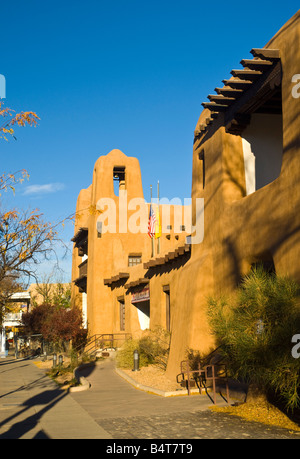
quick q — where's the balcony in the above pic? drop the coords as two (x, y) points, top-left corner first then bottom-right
(74, 259), (88, 293)
(71, 227), (88, 257)
(79, 259), (88, 277)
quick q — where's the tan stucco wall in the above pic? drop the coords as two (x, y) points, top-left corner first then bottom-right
(165, 10), (300, 378)
(71, 149), (189, 340)
(71, 11), (300, 382)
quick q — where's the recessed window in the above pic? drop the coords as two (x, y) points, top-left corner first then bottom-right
(163, 286), (171, 331)
(199, 150), (205, 189)
(118, 297), (125, 331)
(113, 166), (126, 196)
(242, 113), (283, 194)
(128, 255), (142, 267)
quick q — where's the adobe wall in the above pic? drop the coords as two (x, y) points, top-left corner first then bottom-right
(70, 185), (92, 310)
(86, 149), (151, 337)
(166, 11), (300, 378)
(103, 204), (189, 337)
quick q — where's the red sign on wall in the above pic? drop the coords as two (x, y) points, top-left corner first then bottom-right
(131, 288), (150, 304)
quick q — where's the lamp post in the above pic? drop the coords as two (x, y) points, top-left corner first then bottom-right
(133, 349), (140, 372)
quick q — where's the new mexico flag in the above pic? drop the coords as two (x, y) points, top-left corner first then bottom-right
(155, 207), (161, 239)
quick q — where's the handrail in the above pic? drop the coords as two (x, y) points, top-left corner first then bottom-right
(73, 332), (131, 357)
(177, 350), (230, 405)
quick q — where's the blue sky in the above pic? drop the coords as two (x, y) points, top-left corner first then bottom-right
(1, 1), (299, 281)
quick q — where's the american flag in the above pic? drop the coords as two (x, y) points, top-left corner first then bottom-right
(148, 204), (156, 238)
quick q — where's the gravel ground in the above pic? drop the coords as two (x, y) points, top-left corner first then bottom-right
(121, 365), (181, 392)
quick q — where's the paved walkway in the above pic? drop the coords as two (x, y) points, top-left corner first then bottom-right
(0, 355), (111, 439)
(71, 359), (300, 439)
(0, 354), (300, 439)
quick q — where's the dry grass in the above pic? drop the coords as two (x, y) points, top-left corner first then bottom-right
(211, 402), (300, 433)
(33, 357), (75, 389)
(126, 364), (300, 433)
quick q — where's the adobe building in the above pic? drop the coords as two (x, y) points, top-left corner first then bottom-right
(165, 10), (300, 378)
(71, 149), (190, 344)
(72, 11), (300, 379)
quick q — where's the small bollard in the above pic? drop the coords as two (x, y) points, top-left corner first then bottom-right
(132, 349), (140, 372)
(53, 353), (57, 368)
(43, 351), (47, 362)
(58, 354), (63, 367)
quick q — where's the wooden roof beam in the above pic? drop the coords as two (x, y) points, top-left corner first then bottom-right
(208, 94), (236, 105)
(230, 69), (262, 80)
(215, 87), (243, 97)
(222, 79), (253, 89)
(201, 102), (228, 112)
(250, 48), (280, 60)
(240, 59), (273, 70)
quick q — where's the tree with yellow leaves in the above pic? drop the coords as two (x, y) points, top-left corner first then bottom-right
(0, 100), (39, 141)
(0, 100), (38, 195)
(0, 101), (67, 324)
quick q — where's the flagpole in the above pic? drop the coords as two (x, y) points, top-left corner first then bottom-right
(157, 180), (160, 254)
(150, 185), (155, 258)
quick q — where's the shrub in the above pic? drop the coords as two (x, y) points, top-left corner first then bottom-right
(116, 338), (150, 369)
(207, 265), (300, 410)
(186, 348), (203, 372)
(116, 327), (171, 370)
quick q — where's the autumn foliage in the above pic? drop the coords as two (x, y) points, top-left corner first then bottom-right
(0, 100), (39, 141)
(0, 209), (58, 284)
(22, 304), (86, 349)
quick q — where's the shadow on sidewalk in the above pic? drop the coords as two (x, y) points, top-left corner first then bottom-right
(0, 357), (69, 439)
(0, 387), (67, 439)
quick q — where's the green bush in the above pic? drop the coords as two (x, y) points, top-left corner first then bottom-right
(207, 265), (300, 410)
(116, 327), (171, 370)
(116, 338), (150, 369)
(186, 348), (203, 372)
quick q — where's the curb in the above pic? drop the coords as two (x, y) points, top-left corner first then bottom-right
(70, 364), (92, 393)
(115, 367), (200, 397)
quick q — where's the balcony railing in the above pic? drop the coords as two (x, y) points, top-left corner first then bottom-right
(78, 259), (88, 277)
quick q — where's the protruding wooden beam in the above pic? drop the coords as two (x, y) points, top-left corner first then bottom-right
(250, 48), (280, 60)
(208, 94), (236, 105)
(202, 102), (228, 112)
(230, 69), (262, 80)
(215, 87), (243, 97)
(222, 79), (253, 89)
(240, 59), (273, 70)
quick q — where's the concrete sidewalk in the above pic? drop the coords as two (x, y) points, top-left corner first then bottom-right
(0, 355), (112, 439)
(71, 358), (300, 439)
(71, 358), (228, 419)
(1, 354), (300, 439)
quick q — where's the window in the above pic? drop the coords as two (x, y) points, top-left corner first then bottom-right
(242, 113), (283, 194)
(118, 297), (125, 331)
(113, 166), (126, 196)
(163, 286), (171, 331)
(199, 150), (205, 189)
(128, 255), (142, 267)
